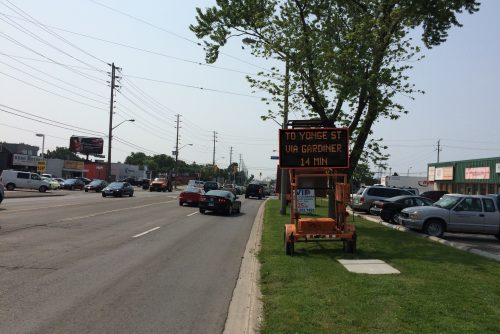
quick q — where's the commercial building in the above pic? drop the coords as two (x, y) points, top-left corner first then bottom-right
(428, 157), (500, 195)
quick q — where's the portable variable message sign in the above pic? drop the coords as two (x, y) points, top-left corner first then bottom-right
(279, 128), (349, 168)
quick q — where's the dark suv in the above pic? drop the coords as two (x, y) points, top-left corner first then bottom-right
(245, 183), (264, 199)
(351, 186), (413, 212)
(420, 190), (448, 202)
(203, 181), (219, 192)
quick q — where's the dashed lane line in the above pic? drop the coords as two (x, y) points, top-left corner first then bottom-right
(187, 211), (198, 217)
(132, 227), (161, 238)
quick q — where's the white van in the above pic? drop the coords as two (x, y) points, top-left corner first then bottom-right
(187, 180), (204, 188)
(0, 170), (52, 192)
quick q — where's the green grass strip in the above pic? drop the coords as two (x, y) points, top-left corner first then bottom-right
(259, 199), (500, 334)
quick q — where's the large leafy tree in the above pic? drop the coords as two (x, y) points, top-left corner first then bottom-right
(190, 0), (479, 175)
(45, 147), (84, 161)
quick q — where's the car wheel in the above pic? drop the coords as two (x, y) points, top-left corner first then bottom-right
(424, 220), (444, 237)
(380, 210), (392, 222)
(129, 192), (133, 197)
(494, 233), (500, 241)
(149, 189), (153, 192)
(6, 183), (15, 191)
(245, 195), (248, 199)
(227, 205), (233, 215)
(85, 189), (88, 192)
(390, 212), (401, 224)
(70, 185), (74, 191)
(39, 186), (47, 193)
(199, 208), (205, 214)
(102, 193), (106, 197)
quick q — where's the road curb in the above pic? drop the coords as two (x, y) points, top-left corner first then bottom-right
(349, 210), (500, 262)
(223, 200), (265, 334)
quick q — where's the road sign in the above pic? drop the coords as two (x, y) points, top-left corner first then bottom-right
(37, 160), (46, 173)
(279, 128), (349, 169)
(270, 156), (279, 160)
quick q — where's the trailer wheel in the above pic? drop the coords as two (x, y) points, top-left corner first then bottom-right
(284, 231), (294, 256)
(343, 233), (357, 254)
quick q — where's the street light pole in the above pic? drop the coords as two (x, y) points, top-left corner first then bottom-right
(36, 133), (45, 160)
(280, 58), (290, 215)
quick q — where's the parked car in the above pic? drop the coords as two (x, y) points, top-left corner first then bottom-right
(102, 182), (134, 197)
(370, 195), (435, 224)
(84, 179), (108, 192)
(245, 183), (265, 199)
(54, 178), (66, 187)
(149, 177), (172, 192)
(62, 178), (85, 190)
(351, 186), (414, 213)
(179, 186), (204, 206)
(41, 177), (61, 190)
(75, 177), (92, 185)
(0, 182), (4, 204)
(0, 170), (51, 192)
(199, 190), (241, 215)
(420, 190), (449, 202)
(203, 181), (219, 192)
(400, 194), (500, 239)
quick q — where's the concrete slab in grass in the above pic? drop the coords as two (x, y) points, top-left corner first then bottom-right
(338, 259), (400, 274)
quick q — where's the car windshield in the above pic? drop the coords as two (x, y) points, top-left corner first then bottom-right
(185, 186), (200, 193)
(108, 182), (123, 189)
(434, 195), (461, 209)
(89, 180), (102, 186)
(153, 178), (166, 182)
(65, 179), (76, 184)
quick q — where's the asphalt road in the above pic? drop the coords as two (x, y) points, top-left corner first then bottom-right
(0, 188), (263, 334)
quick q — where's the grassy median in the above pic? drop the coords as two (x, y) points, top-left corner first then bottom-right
(258, 199), (500, 334)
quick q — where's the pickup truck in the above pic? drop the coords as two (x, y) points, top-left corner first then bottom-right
(400, 194), (500, 239)
(149, 177), (172, 192)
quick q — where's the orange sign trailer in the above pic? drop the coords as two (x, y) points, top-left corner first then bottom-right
(284, 169), (356, 255)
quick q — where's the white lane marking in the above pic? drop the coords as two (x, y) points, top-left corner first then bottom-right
(56, 200), (177, 222)
(133, 227), (160, 238)
(187, 211), (198, 217)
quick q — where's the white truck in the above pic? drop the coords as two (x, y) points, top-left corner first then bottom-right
(380, 175), (433, 194)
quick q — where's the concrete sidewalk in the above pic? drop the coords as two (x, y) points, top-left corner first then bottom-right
(4, 190), (67, 199)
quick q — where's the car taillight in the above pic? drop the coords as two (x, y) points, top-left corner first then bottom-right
(200, 196), (206, 202)
(360, 197), (365, 203)
(217, 198), (226, 203)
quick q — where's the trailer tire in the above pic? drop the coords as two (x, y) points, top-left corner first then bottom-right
(284, 231), (294, 256)
(343, 233), (357, 253)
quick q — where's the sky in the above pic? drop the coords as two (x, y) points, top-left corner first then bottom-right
(0, 1), (498, 180)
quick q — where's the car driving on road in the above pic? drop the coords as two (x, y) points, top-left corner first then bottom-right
(102, 182), (134, 197)
(84, 179), (108, 192)
(199, 190), (241, 215)
(179, 186), (204, 206)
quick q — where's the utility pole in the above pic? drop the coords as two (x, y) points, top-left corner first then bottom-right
(174, 114), (181, 188)
(212, 131), (217, 166)
(229, 146), (233, 165)
(436, 139), (442, 163)
(280, 58), (290, 215)
(107, 62), (118, 182)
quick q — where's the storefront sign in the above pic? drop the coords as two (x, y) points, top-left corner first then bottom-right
(465, 167), (490, 180)
(496, 163), (500, 174)
(12, 154), (43, 166)
(297, 189), (315, 213)
(434, 166), (454, 181)
(64, 160), (84, 170)
(428, 166), (435, 181)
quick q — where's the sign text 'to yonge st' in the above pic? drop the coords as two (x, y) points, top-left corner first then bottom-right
(279, 128), (349, 168)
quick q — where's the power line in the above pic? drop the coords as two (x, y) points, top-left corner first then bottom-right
(1, 1), (108, 66)
(85, 0), (272, 73)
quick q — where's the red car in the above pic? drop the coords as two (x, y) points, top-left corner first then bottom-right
(179, 186), (204, 206)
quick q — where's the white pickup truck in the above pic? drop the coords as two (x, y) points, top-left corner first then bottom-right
(400, 194), (500, 239)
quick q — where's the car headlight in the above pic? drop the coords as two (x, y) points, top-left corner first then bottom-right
(408, 211), (420, 219)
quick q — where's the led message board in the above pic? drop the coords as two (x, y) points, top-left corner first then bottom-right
(279, 128), (349, 168)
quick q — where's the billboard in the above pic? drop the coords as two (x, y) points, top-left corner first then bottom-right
(279, 128), (349, 169)
(69, 136), (104, 154)
(465, 167), (490, 180)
